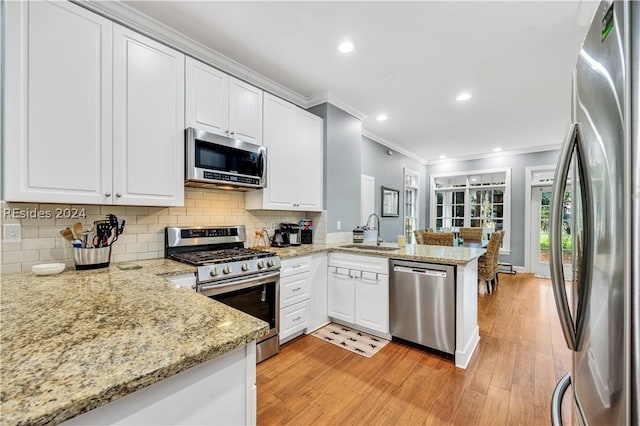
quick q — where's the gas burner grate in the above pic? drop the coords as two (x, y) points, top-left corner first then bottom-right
(170, 247), (275, 266)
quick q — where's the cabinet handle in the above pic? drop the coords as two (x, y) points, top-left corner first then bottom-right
(292, 287), (302, 292)
(105, 192), (111, 197)
(225, 129), (230, 134)
(230, 130), (236, 136)
(115, 193), (122, 198)
(291, 265), (301, 269)
(293, 316), (302, 322)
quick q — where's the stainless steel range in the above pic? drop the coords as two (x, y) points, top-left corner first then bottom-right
(165, 225), (280, 363)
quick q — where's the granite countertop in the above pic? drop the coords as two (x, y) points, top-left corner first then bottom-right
(269, 243), (485, 265)
(0, 259), (269, 426)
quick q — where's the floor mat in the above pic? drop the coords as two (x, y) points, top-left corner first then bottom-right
(311, 323), (389, 358)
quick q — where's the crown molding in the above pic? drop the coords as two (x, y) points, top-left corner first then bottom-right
(74, 0), (308, 107)
(425, 143), (561, 165)
(362, 130), (427, 165)
(306, 92), (368, 121)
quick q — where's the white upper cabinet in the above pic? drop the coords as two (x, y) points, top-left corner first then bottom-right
(228, 77), (263, 145)
(3, 1), (113, 204)
(185, 58), (228, 136)
(245, 93), (323, 211)
(113, 25), (185, 206)
(3, 1), (184, 206)
(185, 58), (262, 145)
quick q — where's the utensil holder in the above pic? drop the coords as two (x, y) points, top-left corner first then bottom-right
(74, 247), (111, 270)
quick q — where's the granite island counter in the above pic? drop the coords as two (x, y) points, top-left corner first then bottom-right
(0, 259), (269, 425)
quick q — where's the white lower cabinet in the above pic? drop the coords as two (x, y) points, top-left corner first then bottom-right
(327, 253), (389, 337)
(279, 253), (328, 343)
(63, 342), (257, 425)
(280, 300), (309, 340)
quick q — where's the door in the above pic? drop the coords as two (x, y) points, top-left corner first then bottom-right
(228, 76), (262, 145)
(530, 185), (572, 278)
(354, 273), (389, 334)
(3, 0), (113, 203)
(550, 3), (627, 424)
(327, 267), (355, 323)
(261, 94), (296, 209)
(113, 25), (184, 206)
(295, 110), (323, 210)
(185, 57), (229, 136)
(361, 175), (375, 226)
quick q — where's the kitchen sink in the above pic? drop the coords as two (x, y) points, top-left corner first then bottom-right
(340, 244), (399, 251)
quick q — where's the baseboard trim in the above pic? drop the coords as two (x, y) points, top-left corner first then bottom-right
(455, 326), (480, 369)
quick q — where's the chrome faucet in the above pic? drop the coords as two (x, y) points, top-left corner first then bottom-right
(366, 213), (381, 246)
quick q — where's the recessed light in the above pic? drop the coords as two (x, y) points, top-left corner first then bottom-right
(493, 147), (502, 152)
(439, 155), (447, 159)
(456, 92), (472, 102)
(338, 41), (354, 53)
(376, 114), (387, 121)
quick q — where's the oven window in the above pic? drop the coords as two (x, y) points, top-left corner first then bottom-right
(195, 140), (262, 176)
(212, 283), (276, 329)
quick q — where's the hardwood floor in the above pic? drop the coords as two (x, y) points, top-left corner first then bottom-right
(257, 273), (573, 425)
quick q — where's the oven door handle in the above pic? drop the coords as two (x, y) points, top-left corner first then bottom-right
(199, 270), (280, 293)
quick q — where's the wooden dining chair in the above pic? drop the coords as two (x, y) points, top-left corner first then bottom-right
(477, 230), (503, 294)
(459, 227), (483, 243)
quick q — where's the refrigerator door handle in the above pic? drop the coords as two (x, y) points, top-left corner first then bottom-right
(550, 123), (594, 351)
(550, 372), (572, 426)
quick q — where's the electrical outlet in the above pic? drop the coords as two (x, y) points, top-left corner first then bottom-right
(3, 224), (22, 242)
(336, 221), (341, 230)
(270, 222), (276, 230)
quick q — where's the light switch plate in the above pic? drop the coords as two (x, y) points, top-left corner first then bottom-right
(3, 224), (22, 242)
(336, 221), (342, 230)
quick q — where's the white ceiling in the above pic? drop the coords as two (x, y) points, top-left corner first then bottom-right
(122, 1), (599, 163)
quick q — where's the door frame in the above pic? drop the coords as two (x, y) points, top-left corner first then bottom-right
(524, 165), (555, 273)
(530, 184), (554, 276)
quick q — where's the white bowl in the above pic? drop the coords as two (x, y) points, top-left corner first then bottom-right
(32, 263), (66, 276)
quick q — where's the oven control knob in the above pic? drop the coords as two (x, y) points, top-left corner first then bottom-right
(223, 265), (232, 274)
(209, 267), (219, 277)
(257, 260), (265, 269)
(241, 262), (250, 271)
(267, 259), (275, 268)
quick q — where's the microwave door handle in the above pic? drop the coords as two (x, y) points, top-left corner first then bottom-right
(261, 146), (267, 188)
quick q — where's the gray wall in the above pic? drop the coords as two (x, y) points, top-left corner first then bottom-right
(426, 150), (560, 267)
(307, 103), (362, 233)
(361, 136), (428, 243)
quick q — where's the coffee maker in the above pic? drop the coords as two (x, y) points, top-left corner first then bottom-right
(280, 223), (301, 246)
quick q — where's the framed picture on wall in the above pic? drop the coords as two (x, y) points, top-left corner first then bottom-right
(382, 187), (399, 217)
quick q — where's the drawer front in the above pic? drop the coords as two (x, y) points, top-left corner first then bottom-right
(328, 253), (389, 274)
(280, 300), (309, 340)
(281, 256), (311, 277)
(280, 271), (311, 308)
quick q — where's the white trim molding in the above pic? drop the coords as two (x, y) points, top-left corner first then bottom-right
(524, 164), (561, 274)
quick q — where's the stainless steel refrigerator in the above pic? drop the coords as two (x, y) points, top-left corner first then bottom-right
(549, 1), (638, 425)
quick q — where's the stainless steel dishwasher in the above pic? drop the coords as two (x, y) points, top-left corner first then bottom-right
(389, 259), (455, 355)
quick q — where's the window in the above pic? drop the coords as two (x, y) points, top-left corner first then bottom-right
(404, 168), (420, 243)
(430, 168), (511, 253)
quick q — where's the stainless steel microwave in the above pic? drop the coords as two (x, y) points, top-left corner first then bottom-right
(185, 128), (266, 190)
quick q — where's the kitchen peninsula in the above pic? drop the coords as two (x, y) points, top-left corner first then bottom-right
(0, 260), (269, 425)
(271, 243), (485, 369)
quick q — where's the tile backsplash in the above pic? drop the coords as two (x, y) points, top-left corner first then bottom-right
(0, 188), (326, 273)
